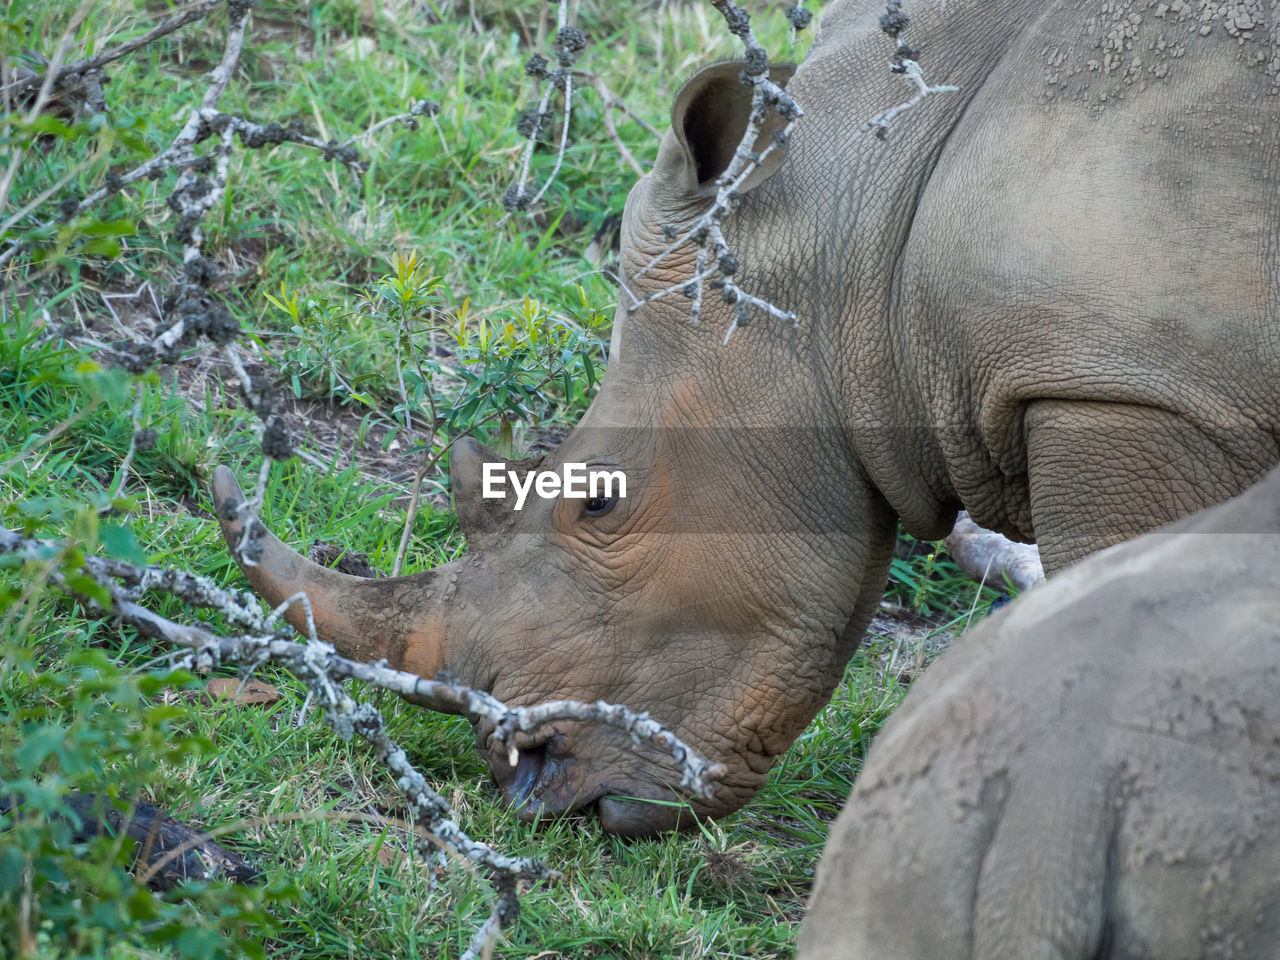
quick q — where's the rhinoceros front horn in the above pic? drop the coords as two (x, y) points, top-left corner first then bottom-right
(210, 465), (454, 679)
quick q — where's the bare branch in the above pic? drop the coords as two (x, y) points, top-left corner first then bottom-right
(0, 526), (724, 955)
(628, 1), (806, 342)
(0, 0), (223, 106)
(944, 512), (1045, 593)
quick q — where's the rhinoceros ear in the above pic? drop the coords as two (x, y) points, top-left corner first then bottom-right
(654, 60), (796, 202)
(450, 437), (544, 546)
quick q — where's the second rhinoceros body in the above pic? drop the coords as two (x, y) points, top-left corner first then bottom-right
(799, 463), (1280, 960)
(215, 0), (1280, 834)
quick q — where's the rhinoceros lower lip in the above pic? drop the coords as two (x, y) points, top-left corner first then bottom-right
(503, 740), (604, 819)
(510, 742), (550, 806)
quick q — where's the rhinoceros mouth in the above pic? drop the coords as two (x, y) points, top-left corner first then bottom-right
(508, 742), (551, 807)
(483, 726), (700, 835)
(494, 735), (601, 819)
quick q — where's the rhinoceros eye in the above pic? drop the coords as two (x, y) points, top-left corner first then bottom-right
(581, 494), (618, 518)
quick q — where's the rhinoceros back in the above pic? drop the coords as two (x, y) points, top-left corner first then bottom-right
(893, 0), (1280, 543)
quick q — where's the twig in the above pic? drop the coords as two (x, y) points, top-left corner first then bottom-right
(0, 0), (224, 105)
(632, 1), (956, 342)
(829, 61), (958, 159)
(0, 526), (725, 955)
(391, 445), (448, 577)
(106, 384), (147, 502)
(0, 528), (725, 796)
(0, 0), (95, 216)
(337, 100), (440, 152)
(582, 72), (658, 177)
(829, 0), (959, 158)
(0, 19), (434, 268)
(524, 71), (573, 210)
(501, 0), (585, 215)
(629, 0), (806, 342)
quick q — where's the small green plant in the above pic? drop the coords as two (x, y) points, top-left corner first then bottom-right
(267, 251), (609, 573)
(0, 552), (295, 960)
(266, 282), (374, 400)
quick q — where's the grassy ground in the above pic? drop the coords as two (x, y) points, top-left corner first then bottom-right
(0, 2), (1001, 957)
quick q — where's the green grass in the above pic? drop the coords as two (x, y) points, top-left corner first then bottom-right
(0, 2), (1001, 957)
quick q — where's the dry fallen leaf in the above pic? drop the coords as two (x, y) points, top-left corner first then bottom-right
(373, 842), (403, 868)
(203, 677), (281, 706)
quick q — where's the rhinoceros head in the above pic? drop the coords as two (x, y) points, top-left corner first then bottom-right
(213, 62), (901, 835)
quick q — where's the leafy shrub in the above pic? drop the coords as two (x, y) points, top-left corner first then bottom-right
(268, 251), (608, 458)
(0, 648), (294, 960)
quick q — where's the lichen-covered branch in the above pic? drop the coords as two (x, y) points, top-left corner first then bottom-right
(0, 0), (223, 107)
(829, 0), (959, 157)
(633, 1), (958, 343)
(502, 0), (586, 214)
(628, 0), (807, 343)
(0, 0), (434, 559)
(0, 526), (723, 956)
(0, 3), (437, 269)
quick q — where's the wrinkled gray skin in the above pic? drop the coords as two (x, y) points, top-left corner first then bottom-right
(800, 466), (1280, 960)
(214, 0), (1280, 835)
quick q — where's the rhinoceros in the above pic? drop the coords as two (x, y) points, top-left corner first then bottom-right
(799, 463), (1280, 960)
(212, 0), (1280, 835)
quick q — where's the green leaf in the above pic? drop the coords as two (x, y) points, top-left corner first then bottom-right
(0, 847), (25, 894)
(80, 219), (135, 237)
(17, 724), (66, 774)
(23, 115), (77, 139)
(79, 237), (121, 258)
(99, 524), (146, 564)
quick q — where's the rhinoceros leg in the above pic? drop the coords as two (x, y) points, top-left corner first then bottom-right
(796, 658), (1115, 960)
(968, 741), (1114, 960)
(1022, 400), (1265, 574)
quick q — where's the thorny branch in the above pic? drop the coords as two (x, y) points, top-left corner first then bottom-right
(0, 0), (438, 268)
(502, 0), (585, 215)
(0, 0), (435, 554)
(828, 0), (959, 157)
(623, 1), (808, 344)
(0, 527), (723, 957)
(0, 0), (223, 107)
(632, 1), (957, 344)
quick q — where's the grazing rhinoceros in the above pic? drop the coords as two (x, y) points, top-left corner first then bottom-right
(799, 464), (1280, 960)
(213, 0), (1280, 835)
